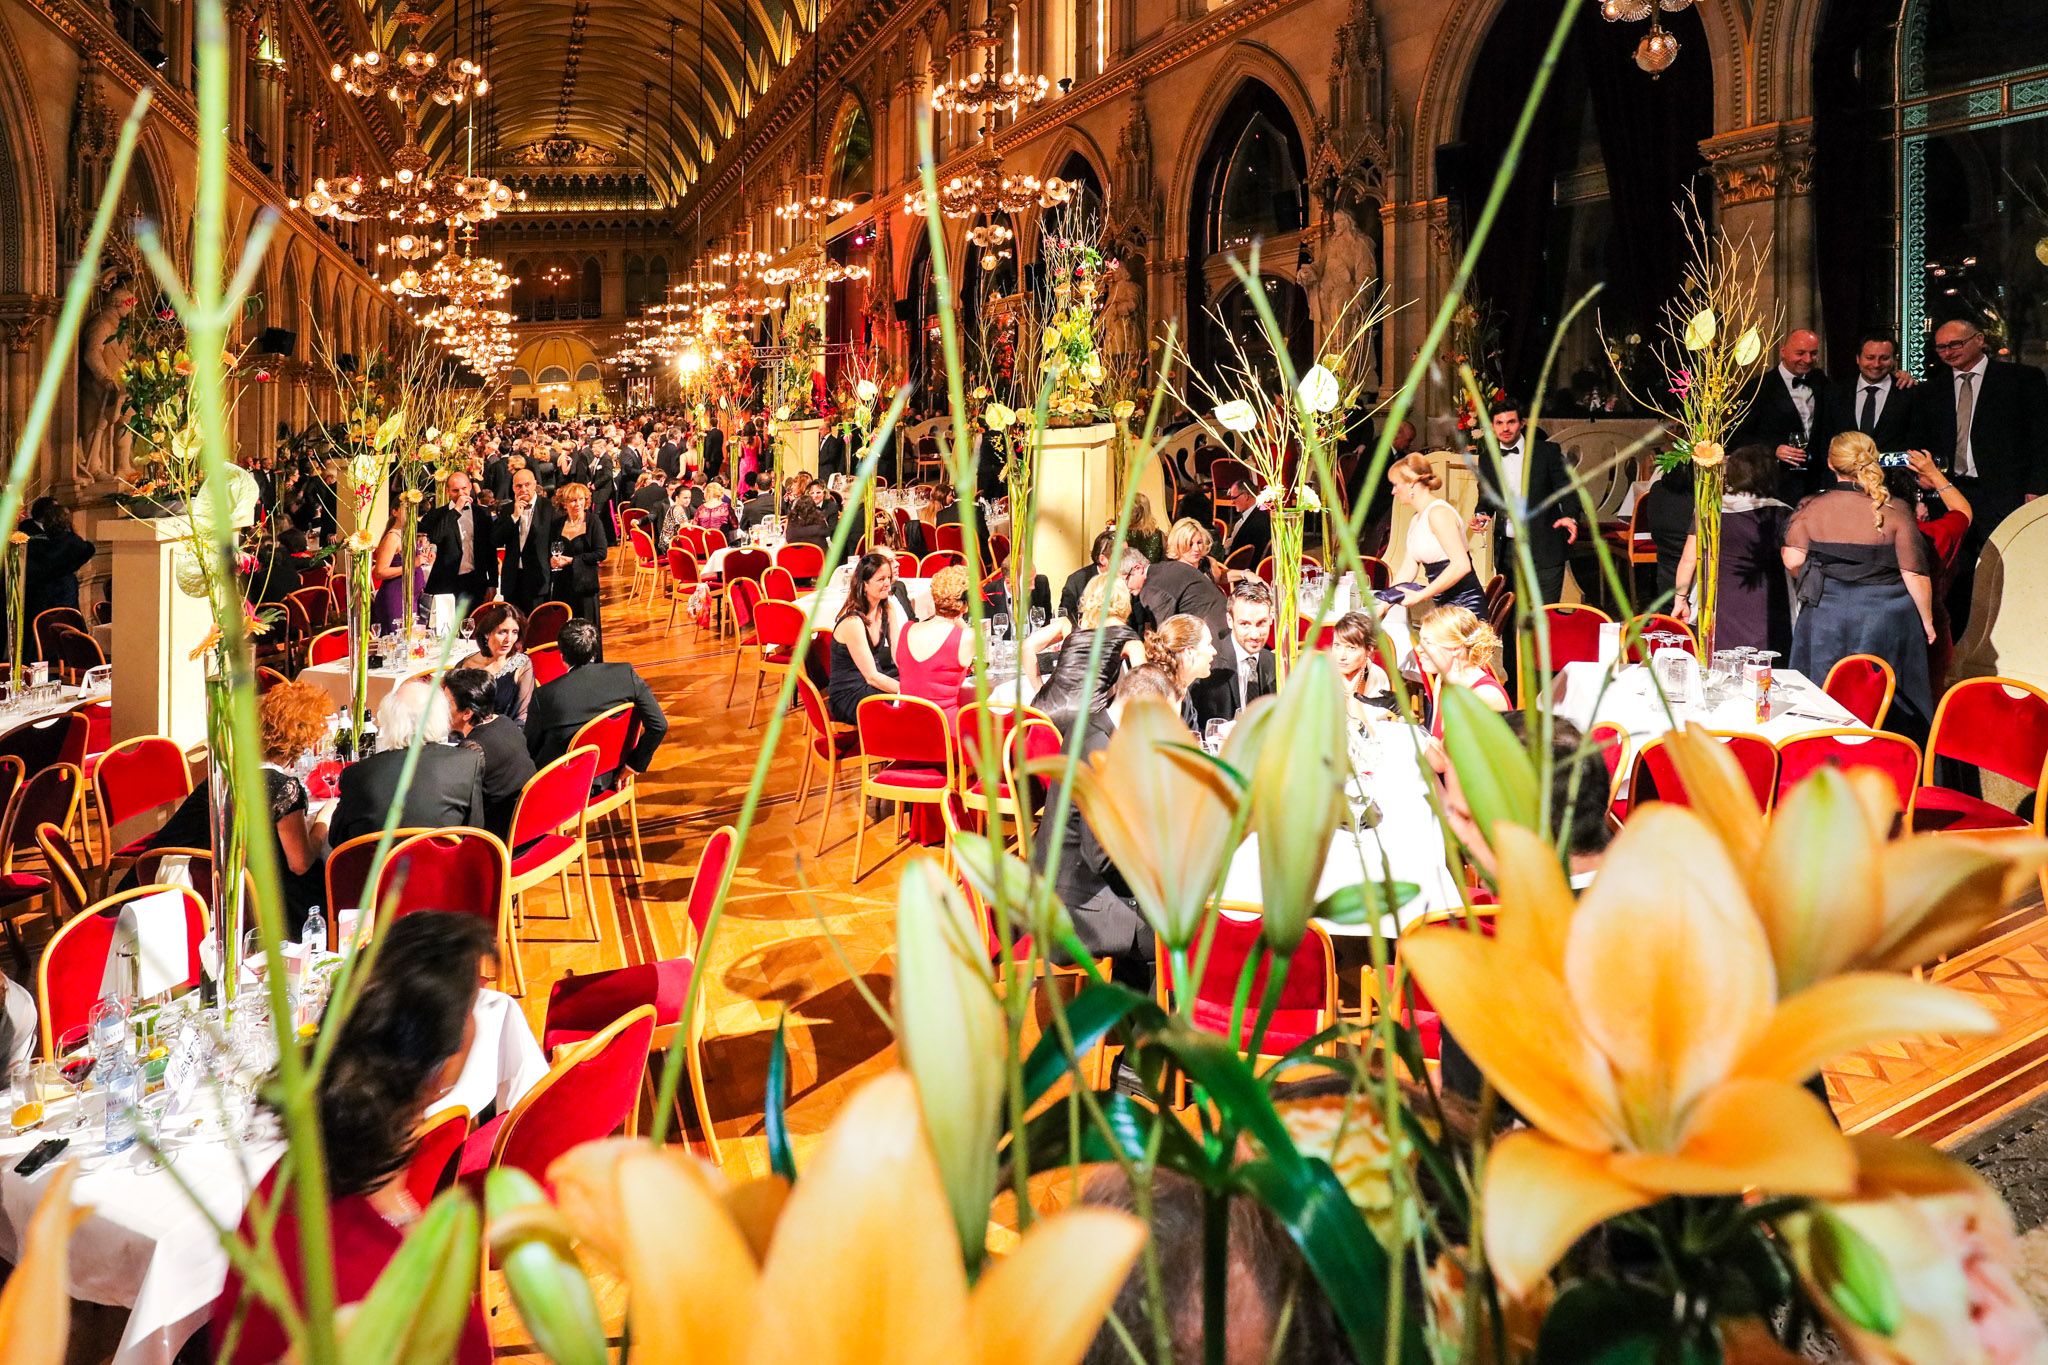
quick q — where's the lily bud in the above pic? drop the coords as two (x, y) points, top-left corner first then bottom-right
(1248, 653), (1348, 951)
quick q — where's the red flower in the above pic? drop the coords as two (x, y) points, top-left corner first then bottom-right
(255, 370), (273, 383)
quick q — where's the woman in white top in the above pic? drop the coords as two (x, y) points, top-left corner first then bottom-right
(1387, 454), (1486, 612)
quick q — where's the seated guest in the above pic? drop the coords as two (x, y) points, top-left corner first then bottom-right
(1329, 610), (1397, 723)
(1027, 572), (1146, 739)
(696, 481), (736, 531)
(1673, 443), (1794, 657)
(1641, 461), (1698, 600)
(828, 553), (907, 725)
(740, 478), (781, 530)
(627, 470), (670, 530)
(444, 667), (535, 841)
(1387, 454), (1484, 612)
(895, 565), (975, 727)
(1062, 538), (1154, 635)
(785, 494), (834, 558)
(455, 601), (535, 725)
(329, 681), (486, 847)
(1417, 605), (1511, 740)
(1191, 578), (1278, 727)
(1060, 531), (1118, 624)
(1140, 518), (1230, 646)
(249, 528), (311, 606)
(213, 912), (496, 1365)
(523, 620), (668, 783)
(1141, 612), (1218, 729)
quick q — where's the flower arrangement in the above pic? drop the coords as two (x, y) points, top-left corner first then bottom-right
(318, 342), (408, 750)
(1600, 194), (1778, 652)
(3, 531), (26, 694)
(1037, 225), (1114, 427)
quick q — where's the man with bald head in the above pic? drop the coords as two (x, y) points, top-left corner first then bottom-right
(1737, 328), (1830, 501)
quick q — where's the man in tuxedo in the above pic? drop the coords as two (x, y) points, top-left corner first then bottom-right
(420, 471), (496, 610)
(819, 424), (848, 479)
(1911, 318), (2048, 621)
(1818, 332), (1916, 454)
(329, 682), (485, 847)
(655, 429), (683, 480)
(1220, 483), (1271, 570)
(1192, 578), (1278, 725)
(739, 479), (779, 530)
(699, 423), (725, 481)
(496, 467), (557, 614)
(525, 620), (670, 780)
(1737, 329), (1830, 501)
(1469, 402), (1581, 605)
(627, 471), (670, 532)
(482, 447), (514, 503)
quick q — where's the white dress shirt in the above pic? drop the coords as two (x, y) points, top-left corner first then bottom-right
(1778, 364), (1815, 434)
(456, 503), (475, 574)
(1497, 443), (1525, 537)
(1853, 374), (1895, 434)
(1952, 356), (1989, 477)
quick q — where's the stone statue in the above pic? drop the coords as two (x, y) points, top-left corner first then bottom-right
(1104, 270), (1144, 358)
(1304, 208), (1378, 344)
(78, 285), (135, 484)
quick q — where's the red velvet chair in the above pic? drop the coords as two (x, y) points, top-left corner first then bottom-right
(665, 544), (705, 632)
(323, 828), (432, 920)
(1823, 654), (1898, 731)
(699, 527), (728, 554)
(1909, 676), (2048, 835)
(1624, 613), (1698, 662)
(673, 525), (705, 558)
(918, 550), (964, 577)
(305, 626), (350, 667)
(32, 822), (91, 922)
(37, 884), (207, 1057)
(775, 542), (825, 586)
(507, 746), (601, 946)
(627, 526), (660, 606)
(527, 642), (568, 685)
(724, 578), (767, 707)
(1627, 731), (1778, 814)
(794, 674), (859, 854)
(1181, 911), (1339, 1059)
(458, 1003), (657, 1192)
(1356, 555), (1392, 591)
(1775, 729), (1921, 809)
(716, 549), (772, 638)
(761, 565), (799, 603)
(1587, 719), (1632, 820)
(95, 738), (190, 875)
(570, 705), (647, 880)
(743, 600), (808, 729)
(405, 1106), (471, 1207)
(894, 551), (920, 579)
(1528, 603), (1613, 681)
(957, 704), (1060, 840)
(32, 607), (87, 662)
(853, 695), (956, 882)
(990, 533), (1012, 569)
(934, 523), (965, 555)
(372, 829), (515, 988)
(50, 627), (105, 684)
(525, 601), (572, 649)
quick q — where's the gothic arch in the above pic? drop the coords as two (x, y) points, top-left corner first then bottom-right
(1407, 0), (1750, 198)
(129, 125), (183, 269)
(1162, 46), (1320, 258)
(0, 12), (55, 295)
(1751, 0), (1830, 123)
(1033, 127), (1109, 200)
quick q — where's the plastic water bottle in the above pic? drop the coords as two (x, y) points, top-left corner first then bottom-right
(103, 1047), (140, 1156)
(302, 905), (328, 957)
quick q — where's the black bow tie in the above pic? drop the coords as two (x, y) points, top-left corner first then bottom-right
(1502, 445), (1522, 457)
(1788, 373), (1811, 389)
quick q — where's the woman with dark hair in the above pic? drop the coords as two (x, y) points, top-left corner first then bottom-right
(456, 601), (534, 724)
(1329, 610), (1397, 722)
(827, 552), (906, 725)
(1672, 443), (1794, 655)
(213, 912), (496, 1365)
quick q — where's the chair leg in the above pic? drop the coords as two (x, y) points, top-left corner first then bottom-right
(578, 853), (599, 941)
(688, 1031), (723, 1166)
(816, 761), (839, 856)
(794, 746), (815, 823)
(726, 645), (746, 706)
(557, 868), (572, 921)
(502, 919), (525, 995)
(746, 668), (763, 728)
(853, 781), (868, 881)
(626, 790), (645, 878)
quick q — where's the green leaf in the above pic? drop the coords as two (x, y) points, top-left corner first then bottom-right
(1536, 1280), (1715, 1365)
(1019, 981), (1162, 1108)
(338, 1188), (480, 1365)
(1142, 1024), (1301, 1172)
(1439, 683), (1540, 851)
(485, 1169), (608, 1365)
(1312, 881), (1422, 926)
(1804, 1208), (1901, 1338)
(765, 1012), (796, 1183)
(1000, 1087), (1211, 1179)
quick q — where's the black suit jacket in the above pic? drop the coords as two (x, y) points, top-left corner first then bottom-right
(1737, 368), (1831, 501)
(1909, 359), (2048, 522)
(656, 440), (683, 480)
(1191, 643), (1276, 726)
(1818, 376), (1915, 454)
(483, 457), (513, 503)
(525, 662), (670, 778)
(1222, 507), (1271, 566)
(420, 501), (495, 602)
(740, 493), (778, 530)
(1474, 438), (1579, 570)
(458, 714), (535, 840)
(495, 499), (559, 613)
(330, 743), (486, 848)
(699, 427), (725, 478)
(1138, 558), (1230, 645)
(819, 431), (847, 478)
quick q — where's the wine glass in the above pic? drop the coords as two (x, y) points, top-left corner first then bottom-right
(1204, 719), (1228, 755)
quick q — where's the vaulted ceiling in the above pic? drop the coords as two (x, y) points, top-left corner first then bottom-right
(395, 0), (818, 204)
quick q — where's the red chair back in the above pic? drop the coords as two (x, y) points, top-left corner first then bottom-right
(0, 713), (74, 773)
(990, 533), (1012, 568)
(7, 764), (80, 866)
(775, 542), (825, 582)
(1210, 457), (1250, 499)
(798, 674), (852, 761)
(255, 666), (290, 693)
(286, 586), (331, 632)
(72, 701), (113, 761)
(1923, 677), (2048, 790)
(621, 507), (651, 536)
(51, 627), (105, 681)
(528, 642), (568, 685)
(0, 757), (26, 854)
(668, 545), (703, 589)
(1189, 912), (1335, 1053)
(762, 566), (799, 602)
(628, 526), (658, 570)
(405, 1108), (470, 1208)
(724, 547), (771, 586)
(525, 602), (572, 648)
(492, 1005), (656, 1190)
(1823, 654), (1896, 729)
(894, 551), (920, 579)
(1357, 556), (1391, 591)
(570, 706), (635, 791)
(40, 886), (207, 1056)
(918, 550), (963, 577)
(934, 523), (965, 555)
(372, 829), (509, 930)
(306, 627), (349, 667)
(1776, 729), (1921, 808)
(96, 737), (191, 830)
(511, 747), (602, 848)
(1626, 613), (1697, 662)
(33, 821), (90, 918)
(1531, 605), (1613, 674)
(1632, 732), (1778, 812)
(729, 577), (765, 634)
(325, 829), (431, 913)
(674, 526), (705, 557)
(687, 825), (735, 949)
(700, 527), (729, 553)
(754, 600), (807, 656)
(33, 608), (87, 660)
(856, 695), (954, 768)
(542, 959), (690, 1054)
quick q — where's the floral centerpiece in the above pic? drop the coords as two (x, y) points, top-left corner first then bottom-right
(1038, 228), (1113, 428)
(319, 344), (407, 752)
(4, 530), (26, 693)
(837, 348), (889, 531)
(1602, 198), (1777, 652)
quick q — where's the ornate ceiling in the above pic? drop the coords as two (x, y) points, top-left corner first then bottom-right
(399, 0), (816, 205)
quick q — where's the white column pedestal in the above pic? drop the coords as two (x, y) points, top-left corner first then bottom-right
(785, 419), (824, 478)
(104, 516), (246, 751)
(1034, 423), (1118, 587)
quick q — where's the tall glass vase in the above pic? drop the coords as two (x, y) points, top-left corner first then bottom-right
(1272, 504), (1307, 680)
(202, 668), (247, 1004)
(1691, 463), (1725, 656)
(344, 548), (374, 755)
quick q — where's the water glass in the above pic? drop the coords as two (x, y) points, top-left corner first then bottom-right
(1654, 648), (1696, 713)
(1203, 719), (1228, 755)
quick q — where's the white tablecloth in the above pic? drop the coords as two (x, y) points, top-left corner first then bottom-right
(0, 988), (542, 1365)
(796, 577), (935, 624)
(0, 684), (107, 740)
(1220, 724), (1458, 933)
(297, 658), (427, 714)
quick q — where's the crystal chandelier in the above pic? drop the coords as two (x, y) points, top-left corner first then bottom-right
(761, 239), (870, 290)
(929, 20), (1047, 118)
(1599, 0), (1692, 74)
(332, 9), (488, 106)
(902, 142), (1071, 221)
(775, 171), (854, 224)
(966, 219), (1013, 271)
(904, 20), (1068, 223)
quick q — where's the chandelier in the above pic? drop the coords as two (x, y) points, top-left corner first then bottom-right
(929, 20), (1048, 118)
(761, 239), (870, 290)
(1599, 0), (1691, 74)
(775, 171), (854, 224)
(966, 219), (1013, 271)
(903, 141), (1071, 221)
(332, 9), (488, 106)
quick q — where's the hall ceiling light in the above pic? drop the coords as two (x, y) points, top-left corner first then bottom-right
(1599, 0), (1693, 75)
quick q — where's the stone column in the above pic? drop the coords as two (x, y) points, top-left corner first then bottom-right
(0, 297), (58, 467)
(1700, 120), (1817, 334)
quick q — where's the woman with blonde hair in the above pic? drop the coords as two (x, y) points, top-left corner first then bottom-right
(1782, 430), (1936, 725)
(1138, 516), (1229, 643)
(896, 564), (977, 726)
(548, 480), (610, 655)
(1127, 493), (1165, 563)
(1388, 454), (1485, 612)
(1416, 604), (1510, 740)
(1028, 573), (1146, 737)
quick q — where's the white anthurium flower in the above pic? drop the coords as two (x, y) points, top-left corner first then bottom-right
(1298, 364), (1342, 414)
(1733, 327), (1764, 366)
(855, 379), (879, 403)
(1683, 307), (1718, 351)
(984, 403), (1016, 431)
(775, 405), (791, 421)
(1214, 399), (1258, 433)
(1301, 485), (1324, 513)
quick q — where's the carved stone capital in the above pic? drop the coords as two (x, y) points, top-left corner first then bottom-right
(0, 295), (59, 352)
(1700, 120), (1813, 208)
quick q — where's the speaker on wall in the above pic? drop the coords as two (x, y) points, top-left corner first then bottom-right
(893, 297), (915, 322)
(255, 326), (298, 356)
(337, 353), (357, 373)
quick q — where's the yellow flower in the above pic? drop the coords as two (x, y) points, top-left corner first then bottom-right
(1691, 440), (1725, 469)
(1401, 807), (1998, 1298)
(187, 624), (223, 661)
(984, 403), (1016, 431)
(402, 490), (424, 505)
(7, 532), (28, 547)
(547, 1072), (1143, 1365)
(1662, 726), (2048, 992)
(0, 1162), (87, 1364)
(1111, 400), (1135, 422)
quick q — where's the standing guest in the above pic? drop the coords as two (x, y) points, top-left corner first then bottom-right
(1140, 518), (1230, 645)
(1819, 331), (1916, 453)
(1329, 610), (1397, 722)
(735, 425), (764, 493)
(495, 466), (557, 615)
(895, 565), (976, 727)
(700, 420), (726, 481)
(1417, 605), (1511, 741)
(828, 553), (907, 725)
(523, 620), (668, 779)
(329, 681), (485, 847)
(289, 460), (339, 540)
(1191, 577), (1277, 726)
(443, 667), (535, 841)
(1387, 454), (1485, 612)
(1469, 401), (1581, 605)
(20, 497), (96, 623)
(248, 528), (311, 608)
(741, 478), (781, 530)
(627, 470), (670, 532)
(819, 422), (848, 479)
(1027, 573), (1146, 739)
(1642, 460), (1698, 600)
(1219, 482), (1272, 568)
(455, 601), (535, 725)
(656, 428), (684, 480)
(370, 509), (430, 631)
(586, 439), (619, 533)
(547, 482), (609, 658)
(1140, 612), (1218, 729)
(1737, 328), (1831, 501)
(1126, 494), (1166, 563)
(1673, 443), (1794, 657)
(1904, 449), (1974, 689)
(212, 912), (496, 1365)
(1910, 317), (2048, 625)
(1784, 431), (1937, 731)
(483, 446), (514, 502)
(420, 470), (495, 611)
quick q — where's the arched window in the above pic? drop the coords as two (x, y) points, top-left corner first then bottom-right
(1074, 0), (1102, 81)
(1187, 82), (1311, 384)
(1056, 153), (1105, 227)
(538, 365), (570, 384)
(829, 97), (873, 201)
(647, 255), (669, 304)
(581, 256), (602, 317)
(575, 363), (602, 383)
(625, 255), (647, 313)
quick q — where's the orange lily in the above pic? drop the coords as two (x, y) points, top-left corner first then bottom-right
(546, 1070), (1145, 1364)
(1664, 726), (2048, 991)
(1401, 807), (1997, 1298)
(0, 1163), (87, 1365)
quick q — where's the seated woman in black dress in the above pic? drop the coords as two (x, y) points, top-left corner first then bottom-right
(1783, 431), (1936, 729)
(548, 480), (610, 658)
(827, 552), (907, 725)
(1026, 573), (1146, 739)
(455, 601), (535, 725)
